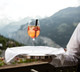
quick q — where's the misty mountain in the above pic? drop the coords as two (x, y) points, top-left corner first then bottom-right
(0, 17), (12, 28)
(39, 6), (80, 47)
(9, 24), (60, 47)
(2, 6), (80, 48)
(0, 17), (32, 37)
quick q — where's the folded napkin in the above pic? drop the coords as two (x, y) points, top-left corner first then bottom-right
(5, 46), (65, 63)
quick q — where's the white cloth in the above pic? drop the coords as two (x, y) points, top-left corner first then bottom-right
(5, 46), (65, 63)
(50, 23), (80, 67)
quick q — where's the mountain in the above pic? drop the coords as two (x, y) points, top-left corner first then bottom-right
(39, 6), (80, 47)
(0, 35), (23, 50)
(2, 6), (80, 48)
(0, 17), (12, 28)
(0, 17), (32, 37)
(9, 24), (60, 47)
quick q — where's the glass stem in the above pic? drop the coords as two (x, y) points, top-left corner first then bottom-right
(33, 38), (35, 41)
(32, 38), (35, 46)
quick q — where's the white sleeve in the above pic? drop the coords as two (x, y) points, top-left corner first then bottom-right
(67, 23), (80, 57)
(50, 23), (80, 67)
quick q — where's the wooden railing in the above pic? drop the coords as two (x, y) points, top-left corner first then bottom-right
(0, 61), (77, 72)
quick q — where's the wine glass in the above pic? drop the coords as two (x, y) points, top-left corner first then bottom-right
(27, 19), (40, 41)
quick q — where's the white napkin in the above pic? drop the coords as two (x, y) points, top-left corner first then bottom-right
(5, 46), (65, 63)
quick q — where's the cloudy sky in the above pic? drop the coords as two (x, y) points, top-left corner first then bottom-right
(0, 0), (79, 21)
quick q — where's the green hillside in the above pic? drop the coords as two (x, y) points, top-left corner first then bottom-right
(0, 35), (23, 50)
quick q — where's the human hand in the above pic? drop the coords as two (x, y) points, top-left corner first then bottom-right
(64, 48), (67, 52)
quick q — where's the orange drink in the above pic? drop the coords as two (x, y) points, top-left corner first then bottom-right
(28, 26), (40, 39)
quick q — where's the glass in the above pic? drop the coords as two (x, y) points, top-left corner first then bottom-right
(27, 19), (40, 41)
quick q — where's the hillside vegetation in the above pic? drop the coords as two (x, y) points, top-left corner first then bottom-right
(0, 35), (23, 50)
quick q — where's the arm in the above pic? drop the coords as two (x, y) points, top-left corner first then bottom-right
(66, 23), (80, 57)
(64, 48), (67, 52)
(50, 23), (80, 67)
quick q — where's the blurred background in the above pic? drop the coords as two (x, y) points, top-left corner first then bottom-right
(0, 0), (80, 50)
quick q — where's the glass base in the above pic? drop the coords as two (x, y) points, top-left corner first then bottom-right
(33, 38), (35, 41)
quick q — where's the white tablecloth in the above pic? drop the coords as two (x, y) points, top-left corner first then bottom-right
(5, 46), (65, 63)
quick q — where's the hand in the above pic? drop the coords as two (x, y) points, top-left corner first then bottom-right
(64, 48), (67, 52)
